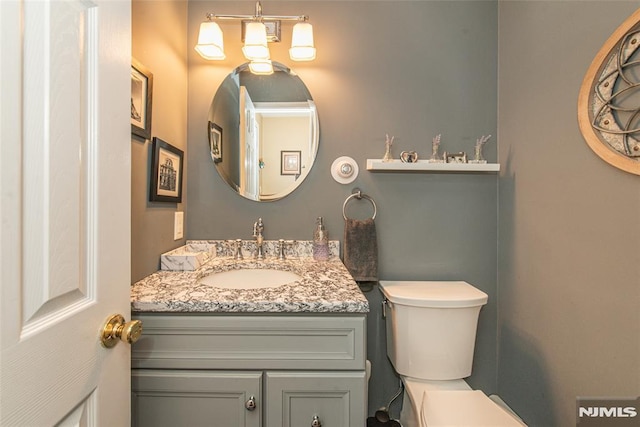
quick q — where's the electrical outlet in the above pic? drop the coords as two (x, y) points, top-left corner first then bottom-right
(174, 212), (184, 240)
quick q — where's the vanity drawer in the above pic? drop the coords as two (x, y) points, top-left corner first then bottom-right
(132, 314), (366, 371)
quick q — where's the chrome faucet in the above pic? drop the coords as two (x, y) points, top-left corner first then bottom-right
(252, 218), (265, 259)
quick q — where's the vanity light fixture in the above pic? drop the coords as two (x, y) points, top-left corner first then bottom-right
(248, 59), (274, 75)
(242, 21), (269, 61)
(195, 1), (316, 67)
(194, 21), (225, 60)
(290, 21), (316, 61)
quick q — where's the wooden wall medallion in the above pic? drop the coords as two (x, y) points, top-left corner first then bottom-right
(578, 8), (640, 175)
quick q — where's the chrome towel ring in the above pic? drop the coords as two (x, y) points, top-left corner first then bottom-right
(343, 190), (377, 221)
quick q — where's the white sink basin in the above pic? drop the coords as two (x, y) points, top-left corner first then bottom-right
(199, 268), (302, 289)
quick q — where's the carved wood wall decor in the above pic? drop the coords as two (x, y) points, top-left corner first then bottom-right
(578, 8), (640, 176)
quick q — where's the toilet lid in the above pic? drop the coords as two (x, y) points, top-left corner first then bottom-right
(419, 390), (524, 427)
(379, 281), (488, 308)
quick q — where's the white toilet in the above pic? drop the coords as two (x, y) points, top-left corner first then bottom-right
(379, 280), (526, 427)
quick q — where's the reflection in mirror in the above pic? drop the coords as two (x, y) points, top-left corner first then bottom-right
(208, 62), (319, 201)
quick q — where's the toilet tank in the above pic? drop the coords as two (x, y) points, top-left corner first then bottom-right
(379, 281), (488, 380)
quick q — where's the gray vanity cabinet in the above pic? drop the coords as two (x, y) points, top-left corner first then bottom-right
(131, 313), (367, 427)
(265, 371), (366, 427)
(132, 370), (262, 427)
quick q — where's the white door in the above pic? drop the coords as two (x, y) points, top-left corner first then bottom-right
(0, 0), (132, 425)
(239, 86), (259, 200)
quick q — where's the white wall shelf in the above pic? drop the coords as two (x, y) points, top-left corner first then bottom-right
(366, 159), (500, 172)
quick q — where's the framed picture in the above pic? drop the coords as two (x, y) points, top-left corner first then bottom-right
(281, 150), (301, 175)
(208, 121), (223, 163)
(150, 137), (183, 203)
(131, 58), (153, 139)
(445, 152), (468, 164)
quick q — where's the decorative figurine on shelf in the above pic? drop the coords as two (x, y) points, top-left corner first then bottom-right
(428, 134), (444, 163)
(470, 134), (492, 164)
(382, 134), (395, 162)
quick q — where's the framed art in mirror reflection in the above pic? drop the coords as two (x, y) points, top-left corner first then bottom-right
(281, 150), (301, 175)
(209, 121), (223, 163)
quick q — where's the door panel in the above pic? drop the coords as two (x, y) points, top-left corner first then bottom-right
(21, 0), (97, 334)
(56, 391), (97, 427)
(0, 0), (131, 425)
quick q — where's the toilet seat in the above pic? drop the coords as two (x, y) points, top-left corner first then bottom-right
(404, 378), (525, 427)
(419, 390), (525, 426)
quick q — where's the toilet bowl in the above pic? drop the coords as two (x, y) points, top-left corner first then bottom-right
(379, 281), (526, 427)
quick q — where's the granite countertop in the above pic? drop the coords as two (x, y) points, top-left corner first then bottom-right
(131, 241), (369, 314)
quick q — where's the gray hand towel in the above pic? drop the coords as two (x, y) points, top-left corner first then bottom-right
(344, 218), (378, 282)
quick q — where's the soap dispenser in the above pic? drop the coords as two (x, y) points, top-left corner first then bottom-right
(313, 217), (330, 261)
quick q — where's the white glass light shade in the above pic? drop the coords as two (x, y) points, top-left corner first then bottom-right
(195, 21), (225, 60)
(249, 59), (274, 75)
(242, 22), (270, 60)
(289, 22), (316, 61)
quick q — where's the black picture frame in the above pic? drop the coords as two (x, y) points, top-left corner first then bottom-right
(150, 137), (183, 203)
(208, 121), (223, 163)
(131, 58), (153, 140)
(281, 150), (301, 175)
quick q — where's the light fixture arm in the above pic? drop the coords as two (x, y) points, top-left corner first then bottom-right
(255, 0), (262, 18)
(206, 1), (308, 23)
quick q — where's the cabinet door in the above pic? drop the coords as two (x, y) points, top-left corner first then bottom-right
(132, 370), (262, 427)
(265, 371), (366, 427)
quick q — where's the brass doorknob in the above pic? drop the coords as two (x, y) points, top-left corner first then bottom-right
(100, 314), (143, 348)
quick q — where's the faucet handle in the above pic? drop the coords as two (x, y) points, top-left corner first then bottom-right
(233, 239), (243, 260)
(277, 240), (297, 260)
(277, 239), (286, 260)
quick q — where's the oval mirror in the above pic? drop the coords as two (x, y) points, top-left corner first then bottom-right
(208, 62), (319, 201)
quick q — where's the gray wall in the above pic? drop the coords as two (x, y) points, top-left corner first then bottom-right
(131, 0), (188, 282)
(497, 2), (640, 426)
(130, 1), (640, 425)
(187, 0), (499, 413)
